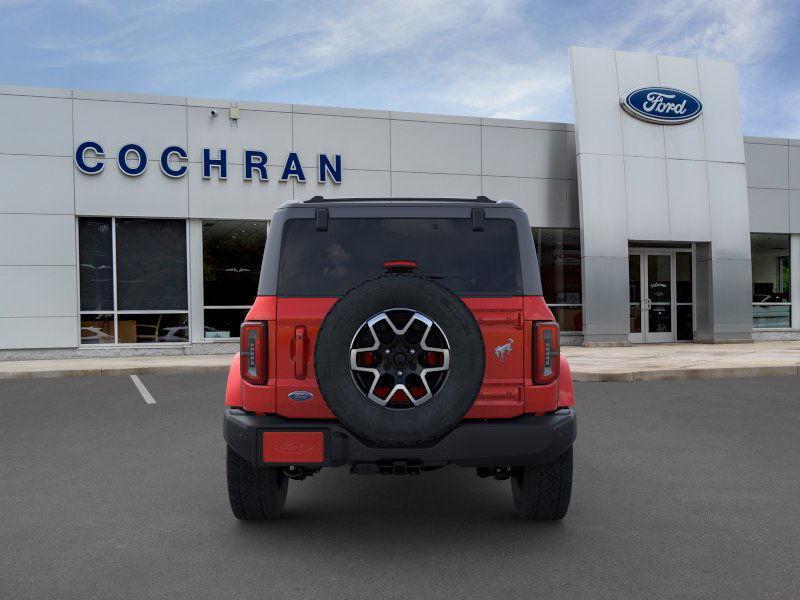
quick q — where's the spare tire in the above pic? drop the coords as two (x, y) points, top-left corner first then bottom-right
(315, 274), (485, 446)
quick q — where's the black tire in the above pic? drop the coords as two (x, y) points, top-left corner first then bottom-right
(315, 274), (485, 446)
(226, 446), (288, 520)
(510, 447), (573, 520)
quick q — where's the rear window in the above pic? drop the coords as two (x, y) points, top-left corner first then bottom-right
(277, 218), (522, 296)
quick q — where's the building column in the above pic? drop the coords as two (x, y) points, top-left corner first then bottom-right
(188, 219), (205, 344)
(792, 234), (800, 331)
(576, 153), (631, 346)
(694, 241), (753, 343)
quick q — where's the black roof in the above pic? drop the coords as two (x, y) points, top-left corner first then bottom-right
(302, 195), (498, 204)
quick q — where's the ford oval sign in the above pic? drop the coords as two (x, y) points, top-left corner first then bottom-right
(288, 390), (313, 402)
(620, 87), (702, 125)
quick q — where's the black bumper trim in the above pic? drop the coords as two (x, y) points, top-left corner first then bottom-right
(223, 408), (576, 468)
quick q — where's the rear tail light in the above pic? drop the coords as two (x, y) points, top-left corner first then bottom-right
(240, 321), (268, 384)
(533, 321), (560, 385)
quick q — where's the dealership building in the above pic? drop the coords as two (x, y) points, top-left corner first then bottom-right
(1, 46), (799, 357)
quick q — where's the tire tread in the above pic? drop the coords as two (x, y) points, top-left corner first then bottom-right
(226, 446), (288, 520)
(511, 447), (573, 520)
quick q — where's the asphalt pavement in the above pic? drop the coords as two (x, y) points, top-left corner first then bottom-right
(0, 374), (798, 599)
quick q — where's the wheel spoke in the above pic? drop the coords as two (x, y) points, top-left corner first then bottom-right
(349, 308), (450, 408)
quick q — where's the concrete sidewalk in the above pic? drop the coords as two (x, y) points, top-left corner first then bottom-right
(564, 340), (800, 381)
(1, 341), (799, 381)
(0, 354), (232, 380)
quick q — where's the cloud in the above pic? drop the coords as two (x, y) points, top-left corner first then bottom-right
(624, 0), (782, 64)
(237, 0), (521, 88)
(1, 0), (797, 135)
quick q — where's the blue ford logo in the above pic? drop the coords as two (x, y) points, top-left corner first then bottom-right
(620, 87), (702, 125)
(288, 390), (313, 402)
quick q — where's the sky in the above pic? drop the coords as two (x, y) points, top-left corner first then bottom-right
(1, 0), (798, 137)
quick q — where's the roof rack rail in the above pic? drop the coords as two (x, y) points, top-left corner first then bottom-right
(302, 196), (496, 204)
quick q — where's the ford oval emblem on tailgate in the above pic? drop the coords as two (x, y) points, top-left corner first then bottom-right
(288, 390), (313, 402)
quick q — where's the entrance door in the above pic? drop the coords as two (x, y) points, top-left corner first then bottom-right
(629, 249), (694, 343)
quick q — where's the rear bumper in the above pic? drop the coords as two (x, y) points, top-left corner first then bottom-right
(223, 408), (576, 468)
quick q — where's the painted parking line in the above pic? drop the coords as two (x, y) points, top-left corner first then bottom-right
(130, 375), (156, 404)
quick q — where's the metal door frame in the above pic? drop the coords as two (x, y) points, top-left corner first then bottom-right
(629, 247), (694, 343)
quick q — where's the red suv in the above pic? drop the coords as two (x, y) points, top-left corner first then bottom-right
(223, 197), (576, 520)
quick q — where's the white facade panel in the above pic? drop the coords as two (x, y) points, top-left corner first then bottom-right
(74, 98), (187, 160)
(565, 180), (580, 228)
(0, 316), (78, 349)
(791, 190), (800, 233)
(188, 169), (294, 220)
(189, 96), (291, 113)
(390, 120), (481, 175)
(697, 59), (745, 164)
(663, 115), (707, 161)
(296, 104), (389, 119)
(569, 47), (624, 156)
(481, 117), (564, 131)
(624, 156), (670, 240)
(666, 159), (711, 241)
(0, 155), (74, 214)
(0, 214), (75, 266)
(748, 187), (790, 233)
(75, 89), (184, 105)
(293, 113), (390, 172)
(390, 172), (481, 197)
(708, 162), (751, 258)
(481, 127), (566, 179)
(565, 132), (577, 179)
(615, 50), (665, 159)
(0, 84), (71, 98)
(391, 111), (479, 125)
(75, 164), (189, 218)
(302, 168), (391, 199)
(576, 153), (628, 256)
(745, 143), (789, 189)
(0, 94), (73, 156)
(482, 176), (567, 227)
(657, 55), (707, 161)
(0, 266), (76, 317)
(656, 55), (701, 94)
(787, 146), (800, 190)
(187, 106), (292, 166)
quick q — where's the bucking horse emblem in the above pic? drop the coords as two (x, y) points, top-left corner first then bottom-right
(494, 338), (513, 363)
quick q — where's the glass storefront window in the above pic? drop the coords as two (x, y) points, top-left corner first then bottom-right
(751, 233), (791, 328)
(78, 217), (189, 344)
(202, 220), (267, 339)
(80, 313), (115, 344)
(116, 219), (188, 311)
(532, 228), (582, 332)
(79, 218), (114, 312)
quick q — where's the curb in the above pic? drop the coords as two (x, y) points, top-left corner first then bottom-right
(0, 364), (230, 381)
(571, 365), (800, 382)
(1, 363), (798, 382)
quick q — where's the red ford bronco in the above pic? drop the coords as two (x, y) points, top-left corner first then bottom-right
(223, 197), (576, 520)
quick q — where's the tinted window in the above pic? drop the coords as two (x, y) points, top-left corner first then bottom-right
(116, 219), (187, 311)
(203, 220), (266, 306)
(278, 218), (521, 296)
(79, 217), (114, 311)
(532, 227), (583, 332)
(751, 233), (791, 328)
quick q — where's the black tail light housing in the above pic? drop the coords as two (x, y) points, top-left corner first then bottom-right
(240, 321), (268, 385)
(533, 321), (560, 385)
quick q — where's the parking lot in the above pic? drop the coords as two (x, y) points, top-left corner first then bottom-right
(1, 374), (798, 599)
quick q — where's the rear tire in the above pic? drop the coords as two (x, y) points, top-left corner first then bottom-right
(226, 446), (288, 520)
(510, 447), (573, 520)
